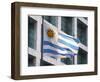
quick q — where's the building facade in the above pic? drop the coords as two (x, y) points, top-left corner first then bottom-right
(28, 15), (88, 66)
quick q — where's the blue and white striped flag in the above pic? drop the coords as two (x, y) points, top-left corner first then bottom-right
(43, 20), (80, 58)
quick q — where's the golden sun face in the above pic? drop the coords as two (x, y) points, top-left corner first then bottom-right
(47, 29), (55, 38)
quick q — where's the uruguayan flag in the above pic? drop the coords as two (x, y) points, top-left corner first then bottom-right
(43, 20), (80, 58)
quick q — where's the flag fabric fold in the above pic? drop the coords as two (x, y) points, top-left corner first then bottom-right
(43, 20), (80, 58)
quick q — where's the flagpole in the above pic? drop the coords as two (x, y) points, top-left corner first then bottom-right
(40, 16), (44, 66)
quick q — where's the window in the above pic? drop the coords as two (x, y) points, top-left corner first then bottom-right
(77, 18), (88, 64)
(41, 60), (53, 66)
(28, 16), (37, 66)
(28, 54), (36, 66)
(61, 57), (74, 65)
(28, 16), (37, 49)
(77, 19), (87, 46)
(61, 17), (74, 36)
(77, 48), (87, 64)
(44, 16), (58, 27)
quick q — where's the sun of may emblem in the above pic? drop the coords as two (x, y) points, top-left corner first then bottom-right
(47, 28), (55, 38)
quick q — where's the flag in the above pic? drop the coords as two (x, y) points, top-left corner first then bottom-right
(43, 20), (80, 58)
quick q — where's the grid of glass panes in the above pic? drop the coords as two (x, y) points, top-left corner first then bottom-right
(77, 18), (88, 64)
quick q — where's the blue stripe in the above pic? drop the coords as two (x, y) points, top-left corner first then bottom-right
(43, 49), (75, 56)
(58, 39), (79, 50)
(43, 41), (73, 52)
(59, 33), (80, 43)
(44, 41), (67, 51)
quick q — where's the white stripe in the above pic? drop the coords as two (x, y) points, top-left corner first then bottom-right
(59, 35), (79, 47)
(43, 45), (68, 54)
(43, 53), (71, 59)
(59, 31), (74, 39)
(57, 42), (78, 54)
(43, 53), (57, 57)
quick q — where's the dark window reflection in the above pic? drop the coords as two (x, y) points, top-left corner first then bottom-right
(41, 60), (53, 66)
(77, 48), (87, 64)
(44, 16), (58, 27)
(28, 54), (36, 66)
(84, 17), (88, 20)
(61, 17), (74, 36)
(61, 57), (74, 65)
(77, 19), (87, 46)
(28, 16), (37, 49)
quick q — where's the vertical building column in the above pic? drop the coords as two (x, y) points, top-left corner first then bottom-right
(73, 17), (78, 65)
(56, 16), (62, 65)
(30, 16), (42, 66)
(37, 16), (42, 66)
(35, 56), (41, 66)
(58, 16), (62, 30)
